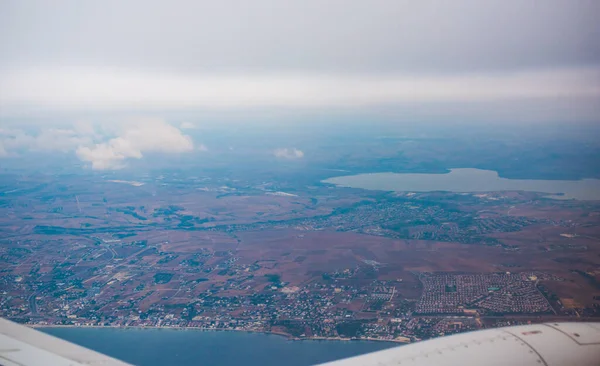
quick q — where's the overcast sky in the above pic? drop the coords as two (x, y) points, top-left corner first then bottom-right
(2, 0), (599, 74)
(1, 0), (599, 168)
(1, 0), (599, 115)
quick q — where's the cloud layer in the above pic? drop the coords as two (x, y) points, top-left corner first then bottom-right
(1, 67), (598, 112)
(1, 0), (598, 74)
(0, 0), (598, 122)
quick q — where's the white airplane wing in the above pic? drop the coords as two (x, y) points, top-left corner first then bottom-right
(2, 318), (599, 366)
(319, 322), (600, 366)
(0, 318), (131, 366)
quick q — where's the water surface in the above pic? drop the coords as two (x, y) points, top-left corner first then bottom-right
(43, 327), (397, 366)
(323, 168), (600, 200)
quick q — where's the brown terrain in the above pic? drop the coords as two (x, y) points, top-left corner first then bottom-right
(1, 174), (600, 340)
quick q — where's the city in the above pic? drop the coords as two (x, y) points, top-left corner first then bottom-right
(2, 172), (599, 344)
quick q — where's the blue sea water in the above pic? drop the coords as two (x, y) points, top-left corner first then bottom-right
(42, 327), (398, 366)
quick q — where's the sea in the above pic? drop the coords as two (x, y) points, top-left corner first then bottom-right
(323, 168), (600, 200)
(42, 327), (398, 366)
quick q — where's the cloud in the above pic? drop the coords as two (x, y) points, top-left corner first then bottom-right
(274, 148), (304, 159)
(0, 127), (94, 154)
(76, 119), (194, 170)
(0, 119), (200, 169)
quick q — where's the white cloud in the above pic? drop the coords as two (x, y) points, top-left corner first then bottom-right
(274, 148), (304, 159)
(76, 119), (194, 170)
(0, 127), (94, 154)
(0, 119), (195, 168)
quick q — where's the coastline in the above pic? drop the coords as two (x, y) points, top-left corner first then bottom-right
(32, 324), (409, 344)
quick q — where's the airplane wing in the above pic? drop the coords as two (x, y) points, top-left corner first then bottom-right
(0, 318), (131, 366)
(2, 318), (599, 366)
(319, 322), (600, 366)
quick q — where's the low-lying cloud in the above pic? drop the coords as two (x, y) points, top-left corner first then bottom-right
(0, 127), (94, 155)
(76, 119), (194, 170)
(0, 119), (196, 170)
(274, 148), (304, 159)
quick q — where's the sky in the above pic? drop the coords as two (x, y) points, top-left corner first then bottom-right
(1, 0), (599, 168)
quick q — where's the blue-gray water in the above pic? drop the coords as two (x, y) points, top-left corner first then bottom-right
(323, 168), (600, 200)
(42, 328), (397, 366)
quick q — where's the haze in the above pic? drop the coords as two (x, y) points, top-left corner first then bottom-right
(0, 0), (599, 168)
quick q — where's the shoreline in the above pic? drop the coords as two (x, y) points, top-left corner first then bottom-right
(32, 324), (409, 344)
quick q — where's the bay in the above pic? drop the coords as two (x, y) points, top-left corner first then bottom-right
(42, 327), (398, 366)
(323, 168), (600, 200)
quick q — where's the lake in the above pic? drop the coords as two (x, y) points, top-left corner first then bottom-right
(42, 327), (398, 366)
(323, 168), (600, 200)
